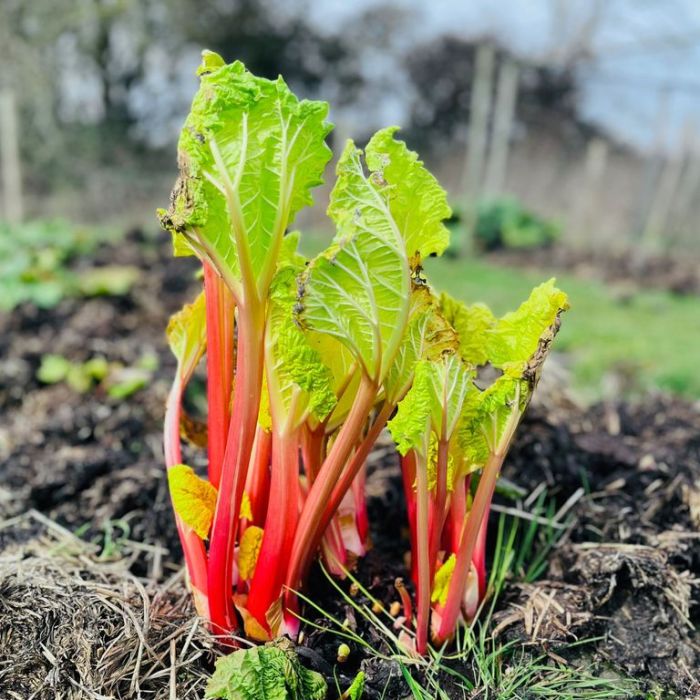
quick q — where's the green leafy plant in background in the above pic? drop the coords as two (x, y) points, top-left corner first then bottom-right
(158, 51), (567, 656)
(471, 198), (560, 251)
(0, 219), (139, 310)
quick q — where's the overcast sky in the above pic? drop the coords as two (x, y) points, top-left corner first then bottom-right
(306, 0), (700, 151)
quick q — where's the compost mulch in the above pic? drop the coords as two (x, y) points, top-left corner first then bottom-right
(0, 231), (698, 698)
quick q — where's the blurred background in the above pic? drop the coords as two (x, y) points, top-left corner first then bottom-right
(1, 0), (699, 401)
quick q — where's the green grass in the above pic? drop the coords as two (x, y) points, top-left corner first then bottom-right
(422, 255), (700, 401)
(300, 229), (700, 401)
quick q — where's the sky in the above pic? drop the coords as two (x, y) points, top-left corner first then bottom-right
(306, 0), (700, 152)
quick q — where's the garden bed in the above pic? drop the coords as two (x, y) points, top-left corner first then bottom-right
(1, 232), (698, 698)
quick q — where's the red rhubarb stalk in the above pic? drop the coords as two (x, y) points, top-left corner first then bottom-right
(207, 306), (265, 637)
(244, 425), (272, 526)
(414, 453), (431, 654)
(401, 451), (418, 584)
(164, 376), (209, 617)
(203, 263), (235, 489)
(434, 450), (504, 643)
(246, 427), (301, 632)
(283, 377), (379, 632)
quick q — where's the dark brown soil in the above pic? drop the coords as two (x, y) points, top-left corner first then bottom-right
(1, 231), (698, 698)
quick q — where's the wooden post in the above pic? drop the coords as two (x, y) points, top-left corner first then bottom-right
(459, 43), (495, 254)
(667, 125), (700, 250)
(630, 88), (668, 245)
(572, 138), (608, 249)
(0, 89), (23, 224)
(641, 135), (685, 251)
(483, 58), (519, 198)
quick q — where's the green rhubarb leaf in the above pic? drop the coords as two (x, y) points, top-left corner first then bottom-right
(167, 464), (217, 539)
(384, 286), (459, 405)
(455, 280), (568, 473)
(439, 293), (496, 367)
(486, 278), (569, 375)
(298, 139), (412, 381)
(364, 126), (451, 260)
(279, 230), (307, 270)
(166, 291), (207, 380)
(422, 353), (474, 439)
(390, 355), (473, 459)
(205, 638), (326, 700)
(266, 269), (337, 428)
(388, 362), (433, 457)
(159, 53), (332, 297)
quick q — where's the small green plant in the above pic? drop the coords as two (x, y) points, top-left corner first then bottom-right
(0, 219), (138, 310)
(37, 352), (156, 398)
(158, 51), (567, 654)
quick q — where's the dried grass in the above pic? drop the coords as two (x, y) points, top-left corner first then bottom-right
(0, 511), (215, 699)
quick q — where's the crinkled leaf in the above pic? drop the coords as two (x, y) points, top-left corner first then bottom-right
(205, 639), (327, 700)
(298, 139), (410, 381)
(267, 270), (337, 427)
(384, 286), (458, 405)
(364, 126), (451, 260)
(279, 230), (307, 271)
(388, 362), (433, 457)
(238, 525), (264, 580)
(305, 332), (360, 430)
(166, 291), (207, 379)
(167, 464), (217, 539)
(439, 293), (496, 367)
(486, 279), (569, 373)
(423, 354), (474, 439)
(457, 374), (525, 471)
(159, 54), (332, 295)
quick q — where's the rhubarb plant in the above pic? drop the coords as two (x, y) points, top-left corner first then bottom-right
(159, 50), (567, 652)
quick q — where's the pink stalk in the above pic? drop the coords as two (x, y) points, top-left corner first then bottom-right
(207, 306), (265, 638)
(203, 263), (234, 489)
(246, 427), (301, 632)
(401, 452), (418, 584)
(427, 437), (450, 579)
(301, 424), (348, 572)
(283, 377), (379, 634)
(414, 452), (431, 655)
(326, 401), (394, 529)
(434, 451), (504, 644)
(352, 461), (370, 547)
(164, 376), (209, 617)
(243, 426), (272, 526)
(447, 475), (468, 555)
(472, 507), (489, 598)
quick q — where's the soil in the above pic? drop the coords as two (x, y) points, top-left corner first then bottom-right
(0, 231), (698, 698)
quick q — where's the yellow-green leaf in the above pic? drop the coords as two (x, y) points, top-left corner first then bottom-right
(431, 554), (456, 606)
(167, 464), (217, 539)
(238, 525), (264, 580)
